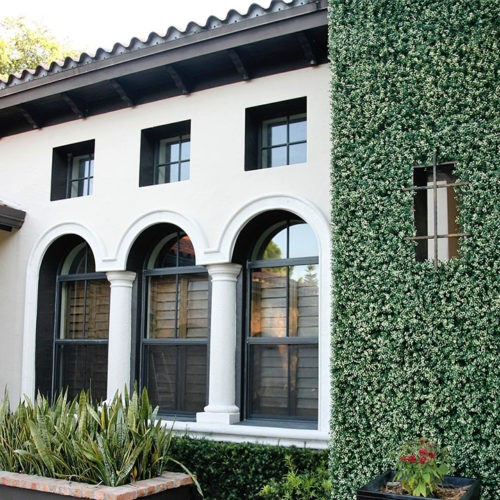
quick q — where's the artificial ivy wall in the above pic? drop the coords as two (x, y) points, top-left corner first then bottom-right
(328, 1), (498, 498)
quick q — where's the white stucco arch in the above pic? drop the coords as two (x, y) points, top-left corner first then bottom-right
(200, 194), (331, 265)
(200, 194), (332, 433)
(21, 222), (107, 398)
(106, 210), (209, 271)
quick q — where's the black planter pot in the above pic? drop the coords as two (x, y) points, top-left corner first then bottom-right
(357, 470), (481, 500)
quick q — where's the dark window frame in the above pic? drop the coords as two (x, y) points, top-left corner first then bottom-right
(242, 218), (319, 426)
(245, 97), (307, 171)
(139, 121), (191, 187)
(53, 243), (109, 401)
(51, 140), (95, 201)
(139, 230), (210, 419)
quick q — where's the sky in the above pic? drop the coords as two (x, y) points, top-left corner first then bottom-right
(1, 0), (272, 54)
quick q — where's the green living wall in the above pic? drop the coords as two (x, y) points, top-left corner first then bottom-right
(328, 0), (498, 498)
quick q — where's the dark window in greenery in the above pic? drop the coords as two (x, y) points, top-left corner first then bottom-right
(243, 217), (318, 424)
(139, 121), (191, 186)
(55, 243), (109, 401)
(141, 231), (209, 418)
(406, 154), (468, 270)
(245, 98), (307, 170)
(51, 140), (95, 200)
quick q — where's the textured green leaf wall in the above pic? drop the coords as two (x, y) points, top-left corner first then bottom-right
(328, 1), (498, 497)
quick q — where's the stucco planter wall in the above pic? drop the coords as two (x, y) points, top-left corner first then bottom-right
(0, 471), (198, 500)
(357, 470), (481, 500)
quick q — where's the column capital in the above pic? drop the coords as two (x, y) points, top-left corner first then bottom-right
(206, 263), (241, 281)
(106, 271), (136, 287)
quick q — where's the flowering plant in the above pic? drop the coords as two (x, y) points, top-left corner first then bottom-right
(393, 438), (453, 497)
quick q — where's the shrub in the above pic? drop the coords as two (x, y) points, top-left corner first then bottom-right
(169, 436), (328, 499)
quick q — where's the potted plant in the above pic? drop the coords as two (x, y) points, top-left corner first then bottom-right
(357, 438), (480, 499)
(0, 387), (202, 499)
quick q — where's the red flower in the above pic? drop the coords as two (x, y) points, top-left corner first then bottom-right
(400, 456), (408, 462)
(419, 449), (429, 455)
(420, 457), (427, 464)
(429, 452), (436, 459)
(408, 456), (417, 463)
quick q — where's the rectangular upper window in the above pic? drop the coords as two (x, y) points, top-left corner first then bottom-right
(405, 155), (468, 270)
(139, 120), (191, 187)
(51, 140), (95, 201)
(245, 97), (307, 170)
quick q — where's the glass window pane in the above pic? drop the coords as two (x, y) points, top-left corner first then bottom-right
(178, 274), (209, 339)
(58, 343), (108, 401)
(167, 141), (180, 163)
(249, 344), (318, 418)
(289, 265), (318, 338)
(62, 279), (109, 339)
(289, 116), (307, 142)
(289, 223), (318, 258)
(261, 227), (287, 260)
(157, 165), (166, 184)
(180, 139), (190, 161)
(269, 146), (287, 167)
(289, 143), (307, 164)
(262, 118), (287, 147)
(251, 268), (287, 338)
(147, 275), (177, 338)
(180, 161), (190, 181)
(144, 344), (207, 413)
(169, 163), (180, 183)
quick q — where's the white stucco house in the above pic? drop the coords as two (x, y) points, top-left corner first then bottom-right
(0, 0), (330, 448)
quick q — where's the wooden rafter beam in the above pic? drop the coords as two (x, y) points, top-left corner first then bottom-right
(17, 105), (40, 129)
(297, 31), (317, 66)
(110, 79), (134, 106)
(228, 49), (250, 80)
(62, 93), (85, 118)
(166, 65), (189, 95)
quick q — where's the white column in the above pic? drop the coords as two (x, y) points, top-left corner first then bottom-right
(197, 263), (241, 425)
(105, 271), (136, 400)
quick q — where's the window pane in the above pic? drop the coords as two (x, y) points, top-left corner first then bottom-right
(262, 118), (287, 147)
(144, 344), (207, 413)
(180, 161), (190, 181)
(249, 344), (318, 418)
(289, 223), (318, 258)
(289, 116), (306, 142)
(62, 279), (109, 339)
(180, 139), (190, 161)
(261, 227), (287, 260)
(251, 268), (287, 338)
(289, 265), (318, 338)
(148, 275), (177, 339)
(167, 141), (180, 163)
(169, 163), (180, 183)
(148, 273), (208, 339)
(157, 165), (166, 184)
(57, 343), (108, 401)
(269, 146), (287, 167)
(289, 143), (307, 164)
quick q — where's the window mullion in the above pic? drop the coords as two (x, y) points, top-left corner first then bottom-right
(432, 151), (439, 271)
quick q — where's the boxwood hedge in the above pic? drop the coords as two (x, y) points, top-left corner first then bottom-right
(328, 0), (498, 498)
(169, 437), (328, 499)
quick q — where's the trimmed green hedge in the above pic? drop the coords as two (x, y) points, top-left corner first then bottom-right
(328, 0), (498, 498)
(169, 437), (328, 499)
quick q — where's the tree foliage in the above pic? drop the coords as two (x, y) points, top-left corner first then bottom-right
(0, 16), (79, 80)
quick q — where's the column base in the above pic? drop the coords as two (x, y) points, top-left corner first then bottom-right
(196, 410), (240, 425)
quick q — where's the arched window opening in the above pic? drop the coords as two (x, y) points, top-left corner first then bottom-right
(237, 213), (319, 425)
(138, 229), (209, 418)
(54, 242), (109, 401)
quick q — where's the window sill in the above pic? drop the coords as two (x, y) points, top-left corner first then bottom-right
(162, 419), (329, 449)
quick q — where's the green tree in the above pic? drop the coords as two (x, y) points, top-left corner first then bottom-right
(0, 16), (79, 80)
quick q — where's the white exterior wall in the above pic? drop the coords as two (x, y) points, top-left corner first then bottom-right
(0, 65), (331, 447)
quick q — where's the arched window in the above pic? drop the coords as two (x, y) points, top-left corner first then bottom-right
(140, 230), (209, 418)
(54, 243), (109, 400)
(240, 215), (319, 424)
